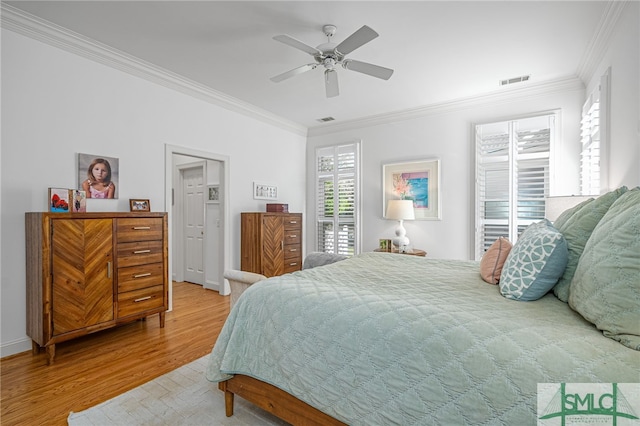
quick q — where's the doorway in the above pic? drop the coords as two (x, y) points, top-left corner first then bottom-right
(164, 145), (230, 311)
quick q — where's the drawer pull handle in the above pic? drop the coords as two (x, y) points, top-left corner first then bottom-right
(289, 262), (298, 266)
(290, 248), (297, 252)
(290, 221), (297, 224)
(289, 235), (297, 238)
(133, 273), (152, 278)
(133, 250), (151, 254)
(134, 296), (152, 303)
(133, 226), (151, 230)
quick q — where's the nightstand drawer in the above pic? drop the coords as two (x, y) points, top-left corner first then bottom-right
(118, 263), (164, 292)
(116, 218), (163, 242)
(117, 285), (164, 318)
(117, 240), (163, 267)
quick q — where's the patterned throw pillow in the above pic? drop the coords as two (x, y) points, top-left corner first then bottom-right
(480, 237), (512, 284)
(499, 220), (568, 301)
(569, 187), (640, 350)
(553, 187), (628, 302)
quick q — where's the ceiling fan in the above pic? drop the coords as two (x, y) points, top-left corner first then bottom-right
(270, 24), (394, 98)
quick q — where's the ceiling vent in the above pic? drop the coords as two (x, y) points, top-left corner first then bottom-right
(500, 75), (530, 86)
(317, 116), (336, 123)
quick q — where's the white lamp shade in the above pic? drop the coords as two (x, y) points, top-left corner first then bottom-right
(545, 195), (594, 222)
(386, 200), (415, 220)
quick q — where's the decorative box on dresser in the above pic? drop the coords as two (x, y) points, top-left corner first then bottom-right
(25, 212), (168, 364)
(241, 212), (302, 277)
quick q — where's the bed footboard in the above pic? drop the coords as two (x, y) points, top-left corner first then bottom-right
(218, 375), (346, 425)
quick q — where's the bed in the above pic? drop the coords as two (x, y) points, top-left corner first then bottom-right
(206, 187), (640, 425)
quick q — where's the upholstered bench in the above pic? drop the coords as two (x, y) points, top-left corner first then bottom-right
(224, 270), (267, 309)
(225, 252), (348, 309)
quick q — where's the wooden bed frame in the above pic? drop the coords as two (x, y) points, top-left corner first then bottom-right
(219, 375), (347, 425)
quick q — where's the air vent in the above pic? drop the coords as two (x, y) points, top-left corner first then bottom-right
(500, 75), (530, 86)
(317, 116), (336, 123)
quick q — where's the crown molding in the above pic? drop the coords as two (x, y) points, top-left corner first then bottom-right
(0, 3), (308, 137)
(577, 0), (631, 82)
(576, 1), (628, 83)
(307, 76), (584, 137)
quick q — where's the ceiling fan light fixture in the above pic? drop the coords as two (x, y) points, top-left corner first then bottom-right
(271, 24), (393, 98)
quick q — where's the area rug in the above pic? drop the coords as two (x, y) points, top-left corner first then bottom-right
(67, 355), (287, 425)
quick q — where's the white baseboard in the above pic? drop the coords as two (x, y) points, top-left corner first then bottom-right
(1, 336), (32, 358)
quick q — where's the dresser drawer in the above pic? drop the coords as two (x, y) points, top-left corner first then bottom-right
(118, 263), (164, 293)
(284, 259), (302, 274)
(116, 218), (163, 242)
(284, 215), (302, 231)
(284, 231), (301, 245)
(117, 285), (164, 318)
(117, 241), (163, 267)
(284, 244), (301, 261)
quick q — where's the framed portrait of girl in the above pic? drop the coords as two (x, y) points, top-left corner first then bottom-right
(77, 153), (119, 199)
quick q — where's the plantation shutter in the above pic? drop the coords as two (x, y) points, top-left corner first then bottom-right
(316, 143), (360, 256)
(475, 114), (554, 259)
(580, 68), (609, 195)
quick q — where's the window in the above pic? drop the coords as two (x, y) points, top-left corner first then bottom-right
(316, 142), (360, 256)
(475, 113), (556, 259)
(580, 68), (610, 195)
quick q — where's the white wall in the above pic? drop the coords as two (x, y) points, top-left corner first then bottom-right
(306, 1), (639, 262)
(0, 30), (306, 357)
(585, 1), (639, 190)
(307, 86), (585, 261)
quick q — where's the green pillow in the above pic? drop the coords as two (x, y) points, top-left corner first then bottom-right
(552, 197), (593, 230)
(553, 187), (628, 302)
(569, 187), (640, 350)
(499, 220), (568, 301)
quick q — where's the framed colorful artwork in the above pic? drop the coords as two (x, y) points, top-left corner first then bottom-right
(48, 188), (71, 213)
(383, 159), (441, 220)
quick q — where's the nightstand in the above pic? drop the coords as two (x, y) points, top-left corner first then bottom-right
(374, 248), (427, 257)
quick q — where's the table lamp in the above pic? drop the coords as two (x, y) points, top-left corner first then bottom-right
(386, 199), (415, 248)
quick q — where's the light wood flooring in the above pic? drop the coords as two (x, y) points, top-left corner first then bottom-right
(1, 281), (229, 426)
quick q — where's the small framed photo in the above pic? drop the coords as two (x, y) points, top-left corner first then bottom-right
(207, 185), (220, 204)
(129, 199), (150, 212)
(71, 190), (87, 212)
(48, 188), (71, 213)
(253, 182), (278, 200)
(379, 238), (392, 252)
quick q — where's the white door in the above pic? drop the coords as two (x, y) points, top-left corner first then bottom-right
(182, 166), (205, 285)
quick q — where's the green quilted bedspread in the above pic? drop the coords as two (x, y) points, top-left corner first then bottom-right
(206, 253), (640, 425)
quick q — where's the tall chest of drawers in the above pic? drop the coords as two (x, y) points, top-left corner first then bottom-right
(241, 212), (302, 277)
(25, 212), (168, 364)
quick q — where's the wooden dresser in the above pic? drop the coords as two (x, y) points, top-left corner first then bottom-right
(25, 212), (168, 364)
(241, 212), (302, 277)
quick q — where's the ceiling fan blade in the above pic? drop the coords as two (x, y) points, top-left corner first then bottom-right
(343, 59), (394, 80)
(325, 69), (339, 98)
(334, 25), (379, 55)
(270, 63), (317, 83)
(273, 34), (322, 56)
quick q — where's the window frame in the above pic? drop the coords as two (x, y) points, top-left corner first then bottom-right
(474, 112), (558, 260)
(314, 141), (361, 256)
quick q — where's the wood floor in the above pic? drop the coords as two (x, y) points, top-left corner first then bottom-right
(0, 281), (229, 426)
